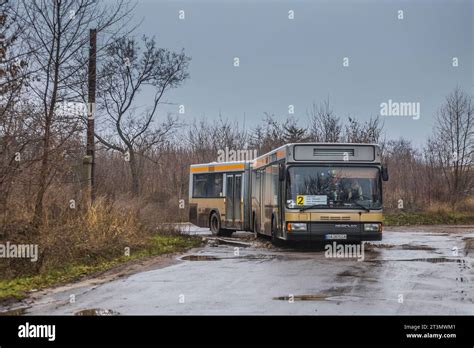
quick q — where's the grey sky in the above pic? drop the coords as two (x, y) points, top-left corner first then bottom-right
(130, 0), (473, 148)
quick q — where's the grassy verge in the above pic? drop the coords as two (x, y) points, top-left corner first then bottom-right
(384, 211), (474, 226)
(0, 234), (201, 302)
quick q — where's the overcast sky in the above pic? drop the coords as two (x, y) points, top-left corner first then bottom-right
(129, 0), (473, 148)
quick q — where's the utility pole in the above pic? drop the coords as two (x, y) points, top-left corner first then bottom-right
(85, 28), (97, 202)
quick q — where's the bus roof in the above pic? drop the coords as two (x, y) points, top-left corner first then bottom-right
(190, 143), (382, 172)
(253, 143), (381, 169)
(190, 161), (251, 173)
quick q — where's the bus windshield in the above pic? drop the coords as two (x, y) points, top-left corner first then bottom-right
(286, 166), (382, 210)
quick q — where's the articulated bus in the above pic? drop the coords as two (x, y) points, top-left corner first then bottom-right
(189, 143), (389, 242)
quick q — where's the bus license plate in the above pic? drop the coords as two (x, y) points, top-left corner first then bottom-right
(325, 234), (347, 240)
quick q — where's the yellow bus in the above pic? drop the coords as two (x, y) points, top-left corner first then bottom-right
(189, 143), (388, 242)
(188, 161), (252, 236)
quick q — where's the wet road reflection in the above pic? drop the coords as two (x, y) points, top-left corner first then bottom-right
(3, 227), (474, 315)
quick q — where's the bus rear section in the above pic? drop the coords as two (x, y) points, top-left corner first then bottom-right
(188, 161), (251, 236)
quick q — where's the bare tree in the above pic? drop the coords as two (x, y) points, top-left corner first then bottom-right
(427, 87), (473, 206)
(383, 139), (424, 209)
(344, 116), (383, 144)
(249, 114), (308, 153)
(0, 0), (28, 111)
(96, 36), (190, 195)
(0, 0), (37, 217)
(308, 99), (342, 142)
(187, 115), (247, 163)
(424, 138), (447, 204)
(249, 114), (283, 153)
(14, 0), (134, 227)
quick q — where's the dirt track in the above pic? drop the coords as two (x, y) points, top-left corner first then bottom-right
(2, 225), (473, 315)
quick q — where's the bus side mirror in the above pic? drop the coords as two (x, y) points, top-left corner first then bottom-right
(279, 163), (286, 182)
(381, 165), (389, 181)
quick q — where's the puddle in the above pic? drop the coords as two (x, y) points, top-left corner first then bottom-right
(326, 295), (362, 302)
(366, 257), (461, 263)
(180, 255), (220, 261)
(274, 287), (355, 302)
(181, 253), (284, 262)
(0, 307), (28, 316)
(421, 233), (450, 236)
(323, 286), (352, 295)
(75, 308), (120, 316)
(399, 244), (435, 251)
(337, 270), (358, 277)
(365, 243), (395, 249)
(241, 254), (281, 261)
(406, 257), (461, 263)
(274, 285), (352, 301)
(365, 243), (434, 251)
(273, 294), (329, 301)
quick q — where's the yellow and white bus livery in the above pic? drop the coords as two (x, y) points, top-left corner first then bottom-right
(189, 143), (389, 242)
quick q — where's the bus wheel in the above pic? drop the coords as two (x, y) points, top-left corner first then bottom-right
(210, 213), (233, 237)
(210, 212), (221, 235)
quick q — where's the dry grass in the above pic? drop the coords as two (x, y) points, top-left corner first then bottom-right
(425, 202), (455, 214)
(0, 194), (202, 301)
(424, 197), (474, 214)
(37, 197), (150, 272)
(0, 195), (192, 280)
(384, 210), (474, 226)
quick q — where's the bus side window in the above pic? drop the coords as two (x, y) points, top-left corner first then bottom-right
(193, 174), (208, 197)
(212, 173), (223, 197)
(254, 171), (260, 202)
(192, 173), (223, 198)
(265, 167), (272, 207)
(271, 164), (279, 205)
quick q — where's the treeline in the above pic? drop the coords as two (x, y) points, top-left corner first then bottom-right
(98, 91), (473, 219)
(1, 0), (473, 236)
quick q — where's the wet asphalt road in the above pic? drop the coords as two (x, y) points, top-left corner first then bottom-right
(6, 226), (474, 315)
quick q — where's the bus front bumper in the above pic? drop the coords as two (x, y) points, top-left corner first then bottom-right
(285, 223), (382, 242)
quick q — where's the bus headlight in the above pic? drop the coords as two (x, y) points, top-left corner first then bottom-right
(364, 223), (381, 232)
(287, 222), (307, 232)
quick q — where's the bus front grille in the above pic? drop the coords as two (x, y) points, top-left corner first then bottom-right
(320, 216), (351, 221)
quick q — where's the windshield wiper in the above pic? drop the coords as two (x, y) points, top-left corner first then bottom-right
(299, 204), (327, 212)
(352, 201), (370, 212)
